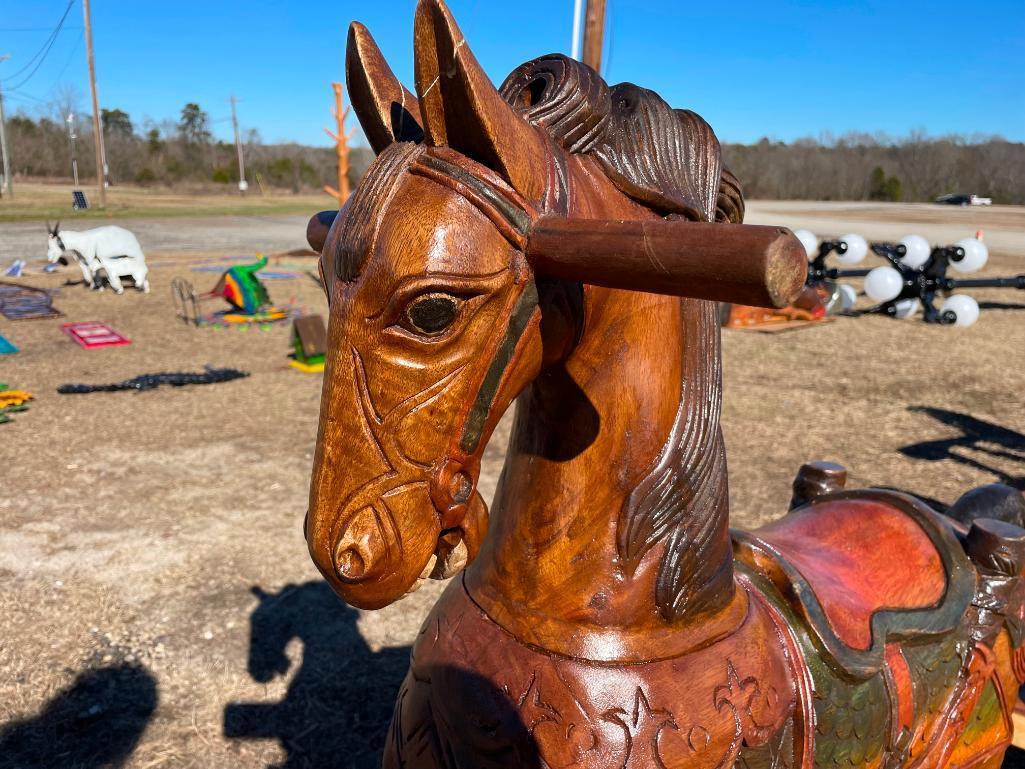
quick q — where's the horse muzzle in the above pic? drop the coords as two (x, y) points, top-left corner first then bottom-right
(308, 473), (489, 609)
(308, 456), (442, 608)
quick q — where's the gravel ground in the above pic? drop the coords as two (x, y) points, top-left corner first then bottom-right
(0, 202), (1023, 768)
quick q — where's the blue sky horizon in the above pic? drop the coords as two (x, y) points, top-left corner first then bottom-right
(2, 0), (1022, 148)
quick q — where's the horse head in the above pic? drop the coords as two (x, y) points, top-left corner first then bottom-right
(306, 0), (805, 610)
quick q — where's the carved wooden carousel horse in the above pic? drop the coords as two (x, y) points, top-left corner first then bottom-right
(304, 3), (1025, 767)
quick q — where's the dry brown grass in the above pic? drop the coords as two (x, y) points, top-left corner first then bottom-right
(0, 202), (1022, 768)
(0, 180), (330, 223)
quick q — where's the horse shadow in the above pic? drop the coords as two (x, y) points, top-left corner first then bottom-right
(0, 663), (157, 769)
(899, 407), (1025, 490)
(223, 581), (412, 769)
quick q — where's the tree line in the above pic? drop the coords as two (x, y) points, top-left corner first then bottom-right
(722, 133), (1024, 204)
(3, 102), (374, 193)
(3, 102), (1022, 204)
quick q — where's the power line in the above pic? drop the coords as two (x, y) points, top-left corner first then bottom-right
(4, 90), (48, 105)
(0, 26), (81, 32)
(46, 30), (83, 91)
(2, 0), (76, 90)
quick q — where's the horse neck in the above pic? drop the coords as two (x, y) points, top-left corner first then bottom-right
(463, 156), (736, 660)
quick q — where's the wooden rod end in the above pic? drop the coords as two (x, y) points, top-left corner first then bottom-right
(307, 210), (338, 253)
(765, 227), (809, 308)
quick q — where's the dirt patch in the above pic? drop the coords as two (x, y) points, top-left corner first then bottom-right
(0, 202), (1023, 768)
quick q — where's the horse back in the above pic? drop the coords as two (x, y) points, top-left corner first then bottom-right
(735, 489), (1025, 769)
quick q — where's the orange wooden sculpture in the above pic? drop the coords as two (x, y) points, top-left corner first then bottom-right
(305, 3), (1025, 767)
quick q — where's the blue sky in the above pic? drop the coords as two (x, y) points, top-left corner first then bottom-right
(2, 1), (1022, 147)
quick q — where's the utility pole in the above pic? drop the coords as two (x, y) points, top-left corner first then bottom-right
(0, 55), (12, 199)
(582, 0), (607, 74)
(82, 0), (107, 206)
(230, 95), (247, 194)
(323, 82), (354, 205)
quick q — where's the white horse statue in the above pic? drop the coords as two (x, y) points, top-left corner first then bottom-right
(46, 221), (150, 294)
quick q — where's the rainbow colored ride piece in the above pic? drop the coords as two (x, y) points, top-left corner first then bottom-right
(211, 255), (273, 315)
(172, 255), (293, 327)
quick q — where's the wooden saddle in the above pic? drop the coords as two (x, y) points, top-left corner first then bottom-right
(385, 482), (1025, 769)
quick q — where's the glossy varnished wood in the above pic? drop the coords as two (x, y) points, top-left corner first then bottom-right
(305, 2), (1025, 767)
(526, 218), (806, 307)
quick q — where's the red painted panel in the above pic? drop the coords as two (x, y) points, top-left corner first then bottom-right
(753, 499), (946, 651)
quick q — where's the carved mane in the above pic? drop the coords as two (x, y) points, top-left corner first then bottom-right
(499, 54), (744, 224)
(500, 55), (736, 621)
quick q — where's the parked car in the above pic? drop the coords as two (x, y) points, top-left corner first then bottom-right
(935, 193), (992, 206)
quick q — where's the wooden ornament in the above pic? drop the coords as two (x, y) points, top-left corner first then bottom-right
(304, 2), (1025, 766)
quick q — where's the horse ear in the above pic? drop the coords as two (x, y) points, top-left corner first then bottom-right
(413, 0), (548, 200)
(346, 22), (424, 154)
(54, 220), (61, 235)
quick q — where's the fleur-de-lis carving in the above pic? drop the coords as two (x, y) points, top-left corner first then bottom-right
(517, 672), (559, 731)
(714, 660), (761, 731)
(603, 687), (679, 769)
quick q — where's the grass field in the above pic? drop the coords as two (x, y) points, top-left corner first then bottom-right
(0, 201), (1023, 768)
(0, 181), (331, 223)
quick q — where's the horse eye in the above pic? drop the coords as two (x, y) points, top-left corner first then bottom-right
(404, 293), (460, 336)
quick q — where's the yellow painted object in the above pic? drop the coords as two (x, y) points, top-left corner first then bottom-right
(222, 308), (289, 324)
(0, 390), (33, 408)
(289, 359), (325, 373)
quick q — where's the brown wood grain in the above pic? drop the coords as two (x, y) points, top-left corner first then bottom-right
(304, 1), (1025, 766)
(526, 217), (807, 307)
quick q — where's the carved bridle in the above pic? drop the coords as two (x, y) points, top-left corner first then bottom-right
(405, 145), (566, 530)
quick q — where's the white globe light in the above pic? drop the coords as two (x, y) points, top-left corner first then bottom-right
(952, 238), (989, 273)
(838, 283), (858, 311)
(941, 294), (980, 327)
(893, 298), (920, 320)
(794, 229), (818, 260)
(836, 233), (868, 264)
(899, 234), (931, 268)
(864, 266), (903, 303)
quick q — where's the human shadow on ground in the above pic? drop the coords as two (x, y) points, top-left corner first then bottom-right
(223, 581), (412, 769)
(899, 407), (1025, 490)
(0, 662), (158, 769)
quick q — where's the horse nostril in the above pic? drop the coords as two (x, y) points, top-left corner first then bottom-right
(334, 544), (370, 583)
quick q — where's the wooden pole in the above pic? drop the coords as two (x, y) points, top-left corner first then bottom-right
(307, 212), (808, 308)
(82, 0), (106, 206)
(526, 218), (807, 308)
(323, 82), (354, 204)
(0, 55), (12, 199)
(581, 0), (607, 73)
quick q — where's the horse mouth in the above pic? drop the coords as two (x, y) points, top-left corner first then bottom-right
(330, 513), (469, 589)
(405, 529), (472, 595)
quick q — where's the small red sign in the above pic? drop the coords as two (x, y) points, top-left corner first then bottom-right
(62, 322), (131, 349)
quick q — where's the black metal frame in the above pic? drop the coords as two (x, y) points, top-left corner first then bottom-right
(806, 239), (872, 287)
(863, 243), (1025, 324)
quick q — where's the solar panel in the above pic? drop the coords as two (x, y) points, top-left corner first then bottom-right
(72, 190), (89, 210)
